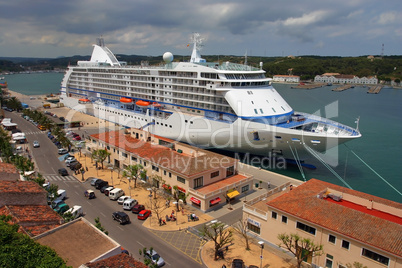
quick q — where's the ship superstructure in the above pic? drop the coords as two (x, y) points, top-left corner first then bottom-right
(60, 34), (361, 161)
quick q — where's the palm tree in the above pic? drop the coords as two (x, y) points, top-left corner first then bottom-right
(122, 164), (145, 188)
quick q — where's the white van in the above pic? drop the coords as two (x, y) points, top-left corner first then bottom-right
(53, 189), (67, 202)
(123, 199), (137, 210)
(64, 205), (83, 219)
(109, 188), (124, 200)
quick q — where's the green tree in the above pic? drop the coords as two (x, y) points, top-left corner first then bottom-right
(201, 221), (234, 260)
(91, 149), (110, 169)
(172, 185), (188, 211)
(122, 164), (146, 188)
(277, 233), (324, 268)
(0, 215), (69, 267)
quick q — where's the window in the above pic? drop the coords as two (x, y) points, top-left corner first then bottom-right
(296, 221), (316, 235)
(282, 215), (288, 224)
(241, 185), (249, 193)
(247, 222), (260, 234)
(194, 176), (203, 189)
(328, 234), (336, 244)
(169, 172), (172, 178)
(177, 176), (185, 184)
(271, 211), (277, 219)
(341, 240), (350, 250)
(254, 109), (258, 114)
(226, 166), (235, 177)
(211, 171), (219, 178)
(152, 165), (159, 172)
(122, 152), (127, 158)
(131, 156), (137, 161)
(163, 170), (167, 176)
(362, 248), (389, 265)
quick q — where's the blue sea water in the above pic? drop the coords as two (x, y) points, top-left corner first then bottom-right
(3, 73), (402, 202)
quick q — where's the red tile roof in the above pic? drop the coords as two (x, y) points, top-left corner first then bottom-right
(85, 253), (148, 268)
(267, 179), (402, 256)
(0, 181), (46, 194)
(0, 205), (63, 236)
(0, 162), (18, 174)
(91, 131), (237, 177)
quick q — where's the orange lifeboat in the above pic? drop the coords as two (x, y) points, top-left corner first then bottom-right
(78, 98), (91, 104)
(120, 97), (132, 103)
(152, 102), (162, 108)
(136, 100), (151, 106)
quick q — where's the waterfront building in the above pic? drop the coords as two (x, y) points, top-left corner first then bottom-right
(243, 179), (402, 268)
(314, 74), (378, 85)
(88, 128), (253, 211)
(272, 75), (300, 83)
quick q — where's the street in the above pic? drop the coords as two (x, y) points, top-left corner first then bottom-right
(5, 110), (206, 267)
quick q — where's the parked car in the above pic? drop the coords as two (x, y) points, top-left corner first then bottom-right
(109, 188), (124, 200)
(112, 211), (130, 225)
(33, 140), (40, 148)
(144, 249), (165, 267)
(58, 168), (68, 176)
(69, 161), (82, 171)
(131, 204), (145, 214)
(54, 203), (70, 214)
(52, 189), (67, 202)
(73, 136), (81, 141)
(231, 259), (245, 268)
(84, 190), (96, 199)
(64, 205), (83, 219)
(102, 186), (114, 195)
(51, 199), (65, 209)
(95, 180), (108, 190)
(58, 148), (68, 155)
(90, 178), (100, 186)
(117, 195), (131, 205)
(138, 210), (151, 220)
(59, 117), (65, 122)
(123, 199), (137, 210)
(65, 157), (77, 166)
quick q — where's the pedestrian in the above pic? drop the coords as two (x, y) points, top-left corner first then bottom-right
(290, 185), (293, 190)
(267, 181), (271, 189)
(222, 265), (227, 268)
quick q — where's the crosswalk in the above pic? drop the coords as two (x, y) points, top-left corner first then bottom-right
(43, 175), (77, 182)
(204, 220), (229, 230)
(25, 131), (46, 135)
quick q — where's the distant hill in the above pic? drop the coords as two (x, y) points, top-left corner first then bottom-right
(1, 54), (401, 80)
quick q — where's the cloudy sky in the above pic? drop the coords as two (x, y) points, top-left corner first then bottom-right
(0, 0), (401, 59)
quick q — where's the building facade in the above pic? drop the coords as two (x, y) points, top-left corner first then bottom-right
(243, 179), (402, 268)
(314, 74), (378, 85)
(88, 129), (253, 211)
(273, 75), (300, 83)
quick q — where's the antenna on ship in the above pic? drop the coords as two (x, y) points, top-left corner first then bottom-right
(355, 116), (360, 132)
(190, 33), (206, 63)
(244, 50), (248, 66)
(96, 36), (105, 47)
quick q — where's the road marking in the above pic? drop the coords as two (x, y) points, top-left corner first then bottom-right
(100, 212), (106, 217)
(137, 241), (145, 247)
(117, 226), (124, 231)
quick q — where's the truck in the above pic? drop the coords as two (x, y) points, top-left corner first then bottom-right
(64, 205), (83, 219)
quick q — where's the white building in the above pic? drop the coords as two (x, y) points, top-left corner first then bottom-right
(314, 74), (378, 85)
(273, 75), (300, 83)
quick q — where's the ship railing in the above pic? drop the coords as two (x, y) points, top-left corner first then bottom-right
(194, 62), (260, 71)
(296, 111), (360, 136)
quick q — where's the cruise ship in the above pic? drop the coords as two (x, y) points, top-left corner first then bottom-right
(60, 34), (361, 162)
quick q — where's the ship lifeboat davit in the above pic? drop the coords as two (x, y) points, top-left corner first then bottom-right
(120, 97), (132, 103)
(136, 100), (150, 106)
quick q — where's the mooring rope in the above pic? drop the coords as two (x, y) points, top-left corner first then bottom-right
(344, 144), (402, 196)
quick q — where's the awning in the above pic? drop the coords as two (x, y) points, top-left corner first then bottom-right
(177, 187), (186, 193)
(190, 197), (201, 205)
(226, 190), (240, 199)
(210, 197), (221, 205)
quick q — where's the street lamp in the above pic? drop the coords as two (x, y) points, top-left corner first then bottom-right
(258, 241), (264, 268)
(108, 166), (114, 186)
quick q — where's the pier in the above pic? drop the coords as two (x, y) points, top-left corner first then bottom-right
(291, 83), (325, 89)
(332, 85), (352, 92)
(367, 85), (383, 94)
